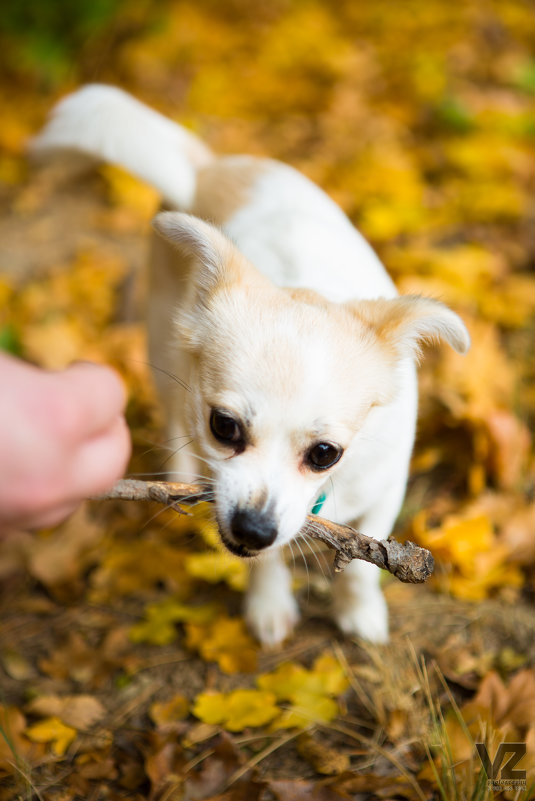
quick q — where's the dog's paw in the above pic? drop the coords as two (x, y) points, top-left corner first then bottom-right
(333, 591), (389, 644)
(245, 591), (300, 648)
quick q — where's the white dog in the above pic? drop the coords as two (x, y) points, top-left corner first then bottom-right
(32, 85), (469, 647)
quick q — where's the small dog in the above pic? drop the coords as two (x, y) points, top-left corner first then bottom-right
(32, 85), (469, 646)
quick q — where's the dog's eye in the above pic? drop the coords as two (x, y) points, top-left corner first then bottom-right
(210, 409), (243, 446)
(306, 442), (343, 471)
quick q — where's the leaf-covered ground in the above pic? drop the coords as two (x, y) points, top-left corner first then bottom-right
(1, 1), (535, 799)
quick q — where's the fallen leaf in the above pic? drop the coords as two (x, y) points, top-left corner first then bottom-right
(258, 652), (349, 729)
(130, 598), (219, 645)
(296, 733), (350, 775)
(24, 716), (77, 756)
(25, 695), (105, 729)
(184, 550), (247, 592)
(0, 705), (45, 774)
(185, 616), (259, 674)
(1, 649), (36, 681)
(149, 695), (190, 729)
(26, 504), (102, 594)
(192, 689), (279, 731)
(415, 513), (524, 601)
(89, 540), (194, 603)
(270, 693), (339, 730)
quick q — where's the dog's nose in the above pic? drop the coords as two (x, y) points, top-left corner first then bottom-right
(230, 509), (277, 551)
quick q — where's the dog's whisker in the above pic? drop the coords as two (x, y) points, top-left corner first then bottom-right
(130, 358), (191, 394)
(184, 452), (217, 473)
(300, 532), (329, 580)
(136, 498), (184, 533)
(292, 536), (310, 600)
(287, 541), (297, 572)
(141, 434), (198, 458)
(145, 471), (216, 487)
(127, 469), (215, 485)
(156, 439), (196, 473)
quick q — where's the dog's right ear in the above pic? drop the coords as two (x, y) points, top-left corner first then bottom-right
(152, 211), (267, 347)
(152, 211), (240, 293)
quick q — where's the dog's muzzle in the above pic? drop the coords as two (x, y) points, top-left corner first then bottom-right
(226, 508), (277, 554)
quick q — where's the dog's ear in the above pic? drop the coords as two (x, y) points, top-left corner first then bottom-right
(351, 295), (470, 360)
(153, 211), (243, 292)
(152, 211), (268, 348)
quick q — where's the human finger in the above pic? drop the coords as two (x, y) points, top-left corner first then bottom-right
(54, 362), (128, 440)
(69, 414), (131, 498)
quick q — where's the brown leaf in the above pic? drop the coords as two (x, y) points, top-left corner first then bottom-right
(184, 734), (244, 800)
(149, 695), (190, 731)
(26, 694), (106, 729)
(266, 778), (352, 800)
(501, 501), (535, 565)
(39, 627), (135, 688)
(485, 409), (531, 489)
(26, 504), (102, 594)
(463, 669), (535, 733)
(0, 705), (45, 774)
(144, 736), (184, 799)
(296, 733), (350, 775)
(1, 649), (36, 681)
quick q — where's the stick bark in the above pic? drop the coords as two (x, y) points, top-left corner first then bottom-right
(96, 479), (434, 584)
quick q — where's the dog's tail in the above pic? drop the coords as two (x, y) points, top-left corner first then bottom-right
(29, 84), (214, 210)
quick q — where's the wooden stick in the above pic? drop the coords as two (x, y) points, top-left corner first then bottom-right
(96, 479), (434, 583)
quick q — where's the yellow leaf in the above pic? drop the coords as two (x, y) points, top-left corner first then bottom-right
(186, 512), (221, 547)
(21, 317), (85, 369)
(129, 598), (219, 645)
(312, 652), (350, 695)
(270, 692), (339, 730)
(99, 164), (159, 219)
(185, 616), (258, 674)
(258, 651), (349, 701)
(185, 550), (247, 592)
(416, 514), (523, 601)
(90, 541), (193, 603)
(24, 716), (77, 756)
(258, 651), (348, 729)
(192, 689), (279, 731)
(258, 662), (313, 700)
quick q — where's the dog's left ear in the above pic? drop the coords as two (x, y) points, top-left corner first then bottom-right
(352, 295), (470, 360)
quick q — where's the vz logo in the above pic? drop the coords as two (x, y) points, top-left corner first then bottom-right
(475, 742), (526, 787)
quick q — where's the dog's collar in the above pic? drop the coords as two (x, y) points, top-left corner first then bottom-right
(311, 491), (327, 516)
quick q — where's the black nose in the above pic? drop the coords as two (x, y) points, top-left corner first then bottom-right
(230, 509), (277, 551)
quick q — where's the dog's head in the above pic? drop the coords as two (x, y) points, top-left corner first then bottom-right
(154, 212), (469, 557)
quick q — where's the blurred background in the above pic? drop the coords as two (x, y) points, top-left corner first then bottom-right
(1, 1), (535, 796)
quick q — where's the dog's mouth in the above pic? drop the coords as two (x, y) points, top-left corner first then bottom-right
(218, 532), (258, 559)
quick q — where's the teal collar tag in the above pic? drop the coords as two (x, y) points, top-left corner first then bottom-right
(311, 491), (327, 516)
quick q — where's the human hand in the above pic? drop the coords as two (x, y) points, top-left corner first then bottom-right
(0, 354), (131, 533)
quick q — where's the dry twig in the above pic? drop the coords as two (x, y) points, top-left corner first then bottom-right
(97, 479), (434, 583)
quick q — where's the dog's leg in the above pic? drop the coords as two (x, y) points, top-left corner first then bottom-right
(245, 549), (299, 647)
(331, 484), (406, 643)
